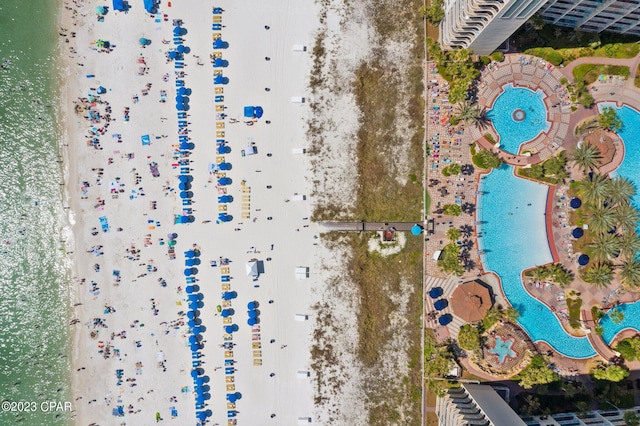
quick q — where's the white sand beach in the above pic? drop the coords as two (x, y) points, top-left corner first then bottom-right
(59, 0), (321, 424)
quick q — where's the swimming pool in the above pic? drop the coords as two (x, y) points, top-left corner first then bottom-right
(478, 166), (597, 358)
(488, 335), (517, 364)
(597, 104), (640, 344)
(486, 84), (550, 154)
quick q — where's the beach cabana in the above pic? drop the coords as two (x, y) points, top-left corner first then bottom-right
(112, 0), (126, 11)
(450, 280), (493, 322)
(246, 260), (259, 277)
(143, 0), (156, 13)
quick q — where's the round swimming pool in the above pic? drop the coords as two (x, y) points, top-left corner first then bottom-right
(486, 84), (550, 154)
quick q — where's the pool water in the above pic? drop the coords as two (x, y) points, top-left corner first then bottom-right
(488, 335), (516, 364)
(486, 84), (550, 154)
(597, 104), (640, 343)
(478, 165), (597, 358)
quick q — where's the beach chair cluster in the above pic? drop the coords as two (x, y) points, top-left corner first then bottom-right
(169, 18), (198, 224)
(217, 258), (245, 424)
(183, 246), (213, 423)
(240, 181), (251, 219)
(246, 300), (262, 365)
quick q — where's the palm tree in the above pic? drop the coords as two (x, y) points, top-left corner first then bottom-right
(455, 101), (483, 126)
(588, 205), (617, 235)
(618, 231), (640, 260)
(588, 232), (621, 262)
(614, 203), (640, 233)
(606, 176), (636, 206)
(582, 262), (614, 288)
(571, 142), (602, 172)
(502, 307), (520, 323)
(620, 260), (640, 289)
(575, 173), (609, 206)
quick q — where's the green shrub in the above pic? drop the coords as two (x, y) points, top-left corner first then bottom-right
(480, 56), (491, 66)
(524, 47), (563, 66)
(483, 133), (496, 144)
(490, 51), (504, 62)
(458, 324), (481, 351)
(442, 204), (462, 216)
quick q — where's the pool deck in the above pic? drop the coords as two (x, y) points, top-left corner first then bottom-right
(425, 52), (640, 370)
(470, 54), (572, 165)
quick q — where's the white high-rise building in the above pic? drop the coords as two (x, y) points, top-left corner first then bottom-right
(440, 0), (640, 56)
(440, 0), (548, 55)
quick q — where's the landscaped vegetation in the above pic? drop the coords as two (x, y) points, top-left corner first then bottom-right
(515, 354), (559, 389)
(572, 64), (630, 84)
(615, 336), (640, 361)
(518, 152), (568, 184)
(524, 263), (573, 287)
(426, 39), (480, 104)
(422, 0), (444, 25)
(471, 146), (502, 170)
(591, 362), (630, 382)
(437, 243), (464, 276)
(513, 17), (640, 66)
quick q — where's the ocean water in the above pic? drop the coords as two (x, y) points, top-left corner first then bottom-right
(0, 1), (72, 424)
(478, 166), (596, 358)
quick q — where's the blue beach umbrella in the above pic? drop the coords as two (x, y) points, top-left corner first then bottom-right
(227, 394), (237, 402)
(190, 343), (201, 352)
(572, 228), (584, 239)
(185, 286), (195, 294)
(247, 317), (257, 326)
(179, 175), (193, 183)
(438, 314), (453, 326)
(185, 258), (196, 266)
(179, 182), (192, 191)
(186, 309), (199, 318)
(247, 301), (256, 310)
(570, 197), (582, 209)
(190, 267), (198, 275)
(224, 325), (234, 334)
(248, 310), (258, 318)
(434, 299), (448, 310)
(177, 45), (186, 53)
(184, 269), (192, 276)
(578, 254), (590, 266)
(168, 51), (178, 59)
(429, 287), (443, 299)
(185, 250), (195, 258)
(192, 325), (205, 335)
(253, 106), (264, 118)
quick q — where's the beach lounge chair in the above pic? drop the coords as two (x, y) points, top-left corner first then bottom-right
(223, 333), (233, 341)
(215, 95), (224, 102)
(253, 359), (262, 366)
(225, 377), (234, 384)
(222, 300), (231, 307)
(223, 317), (232, 325)
(241, 187), (251, 193)
(221, 283), (230, 291)
(221, 275), (230, 282)
(252, 325), (260, 332)
(213, 23), (222, 31)
(212, 15), (222, 23)
(242, 212), (251, 219)
(218, 205), (227, 212)
(241, 195), (251, 202)
(252, 333), (260, 341)
(252, 342), (261, 349)
(224, 351), (234, 359)
(216, 131), (225, 138)
(220, 267), (230, 274)
(216, 122), (225, 129)
(225, 367), (235, 375)
(226, 402), (235, 409)
(212, 33), (221, 40)
(241, 203), (250, 210)
(216, 105), (225, 112)
(216, 155), (225, 163)
(253, 350), (262, 358)
(215, 88), (224, 95)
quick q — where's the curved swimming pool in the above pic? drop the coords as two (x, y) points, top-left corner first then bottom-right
(486, 84), (550, 154)
(597, 103), (640, 344)
(478, 165), (596, 358)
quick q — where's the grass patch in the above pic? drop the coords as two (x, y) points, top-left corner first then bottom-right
(572, 64), (630, 84)
(636, 63), (640, 89)
(566, 297), (582, 329)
